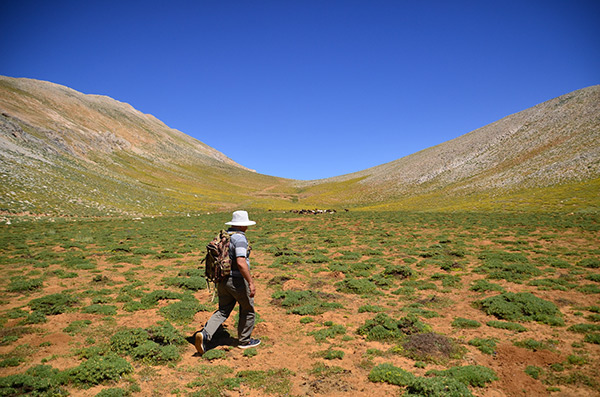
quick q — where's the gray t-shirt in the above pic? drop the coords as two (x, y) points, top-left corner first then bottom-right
(228, 230), (250, 277)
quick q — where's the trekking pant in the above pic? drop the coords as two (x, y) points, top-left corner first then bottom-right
(203, 276), (255, 345)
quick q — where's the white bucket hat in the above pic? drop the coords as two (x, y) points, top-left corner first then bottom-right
(225, 210), (256, 226)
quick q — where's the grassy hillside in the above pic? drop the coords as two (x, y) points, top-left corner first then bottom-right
(0, 77), (297, 216)
(1, 76), (599, 216)
(297, 85), (600, 212)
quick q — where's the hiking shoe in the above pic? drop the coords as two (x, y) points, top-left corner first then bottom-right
(194, 330), (206, 354)
(238, 338), (261, 349)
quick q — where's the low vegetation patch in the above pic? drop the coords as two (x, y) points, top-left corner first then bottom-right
(67, 354), (133, 387)
(236, 368), (294, 395)
(0, 365), (69, 395)
(425, 365), (498, 387)
(476, 292), (564, 325)
(468, 337), (498, 355)
(7, 277), (44, 293)
(486, 320), (527, 332)
(308, 322), (347, 342)
(356, 313), (430, 342)
(369, 363), (496, 396)
(28, 293), (78, 315)
(451, 317), (481, 329)
(270, 289), (342, 315)
(109, 321), (186, 365)
(513, 338), (557, 351)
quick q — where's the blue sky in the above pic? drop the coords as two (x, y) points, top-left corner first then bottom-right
(1, 1), (599, 180)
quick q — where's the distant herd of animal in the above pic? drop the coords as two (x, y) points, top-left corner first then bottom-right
(287, 208), (347, 214)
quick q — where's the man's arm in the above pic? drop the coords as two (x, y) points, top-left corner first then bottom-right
(236, 257), (256, 297)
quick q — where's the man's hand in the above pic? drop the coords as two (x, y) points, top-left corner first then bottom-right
(248, 281), (256, 298)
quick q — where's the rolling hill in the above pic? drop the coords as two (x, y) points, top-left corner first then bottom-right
(0, 76), (293, 216)
(1, 75), (598, 216)
(297, 85), (600, 212)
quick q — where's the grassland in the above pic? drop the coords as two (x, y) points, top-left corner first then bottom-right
(0, 211), (599, 396)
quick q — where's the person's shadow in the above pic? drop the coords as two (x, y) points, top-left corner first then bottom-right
(186, 325), (238, 356)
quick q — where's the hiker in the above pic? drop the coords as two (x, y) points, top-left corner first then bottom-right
(195, 210), (260, 353)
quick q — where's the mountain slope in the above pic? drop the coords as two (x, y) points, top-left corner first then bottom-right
(0, 76), (293, 216)
(1, 76), (598, 215)
(297, 85), (600, 211)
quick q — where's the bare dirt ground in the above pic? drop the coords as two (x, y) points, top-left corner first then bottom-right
(0, 212), (599, 396)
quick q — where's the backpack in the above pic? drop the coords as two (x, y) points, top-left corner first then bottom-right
(202, 230), (234, 287)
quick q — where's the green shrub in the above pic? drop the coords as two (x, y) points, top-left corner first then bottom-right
(426, 365), (498, 387)
(468, 338), (497, 355)
(305, 251), (329, 264)
(317, 349), (345, 360)
(567, 354), (588, 366)
(584, 333), (600, 344)
(431, 273), (461, 288)
(109, 321), (185, 364)
(451, 317), (481, 329)
(577, 258), (599, 268)
(131, 341), (180, 365)
(243, 348), (258, 358)
(82, 304), (117, 316)
(146, 321), (187, 346)
(0, 365), (68, 396)
(368, 363), (479, 396)
(476, 292), (563, 325)
(525, 365), (544, 379)
(18, 311), (47, 325)
(368, 363), (415, 386)
(122, 301), (147, 312)
(382, 265), (414, 279)
(308, 323), (346, 342)
(476, 252), (541, 283)
(0, 357), (24, 367)
(335, 278), (379, 295)
(357, 313), (430, 342)
(110, 328), (149, 354)
(67, 354), (133, 386)
(29, 293), (78, 315)
(140, 290), (182, 307)
(486, 320), (527, 332)
(202, 349), (227, 362)
(7, 277), (43, 293)
(54, 270), (78, 279)
(576, 284), (600, 294)
(271, 290), (342, 315)
(96, 387), (131, 397)
(63, 320), (92, 335)
(5, 308), (28, 319)
(566, 323), (600, 333)
(405, 376), (472, 397)
(513, 338), (556, 351)
(159, 298), (208, 324)
(586, 274), (600, 282)
(401, 303), (440, 318)
(538, 257), (571, 269)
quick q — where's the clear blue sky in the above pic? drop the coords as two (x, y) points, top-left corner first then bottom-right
(1, 1), (599, 180)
